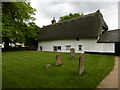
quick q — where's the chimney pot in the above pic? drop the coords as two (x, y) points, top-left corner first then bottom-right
(51, 17), (56, 24)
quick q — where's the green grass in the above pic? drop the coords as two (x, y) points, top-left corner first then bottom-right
(2, 51), (115, 88)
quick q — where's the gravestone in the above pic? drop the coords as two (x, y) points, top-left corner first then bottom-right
(70, 48), (76, 59)
(56, 53), (62, 66)
(78, 53), (85, 75)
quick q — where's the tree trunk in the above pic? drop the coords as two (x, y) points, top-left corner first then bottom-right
(4, 37), (9, 49)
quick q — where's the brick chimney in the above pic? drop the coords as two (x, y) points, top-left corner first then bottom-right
(51, 17), (56, 24)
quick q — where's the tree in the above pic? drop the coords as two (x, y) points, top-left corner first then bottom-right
(25, 24), (40, 48)
(59, 13), (83, 21)
(2, 1), (37, 49)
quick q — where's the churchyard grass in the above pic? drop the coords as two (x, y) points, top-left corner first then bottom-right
(2, 51), (114, 88)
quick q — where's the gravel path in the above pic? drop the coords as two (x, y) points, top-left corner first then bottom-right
(97, 56), (119, 88)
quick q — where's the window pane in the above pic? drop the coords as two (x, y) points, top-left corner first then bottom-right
(53, 46), (57, 51)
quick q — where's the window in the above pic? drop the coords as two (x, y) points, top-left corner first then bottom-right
(78, 45), (82, 50)
(101, 29), (105, 34)
(53, 46), (57, 51)
(53, 46), (61, 51)
(57, 46), (61, 50)
(101, 26), (108, 34)
(66, 45), (71, 50)
(40, 46), (42, 51)
(76, 37), (79, 41)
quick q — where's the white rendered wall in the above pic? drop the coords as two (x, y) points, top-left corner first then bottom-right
(38, 39), (114, 53)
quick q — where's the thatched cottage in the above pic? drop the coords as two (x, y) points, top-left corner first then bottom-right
(38, 10), (114, 53)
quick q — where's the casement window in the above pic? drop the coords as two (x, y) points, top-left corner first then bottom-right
(53, 46), (61, 51)
(78, 45), (82, 50)
(57, 46), (61, 50)
(66, 45), (71, 50)
(101, 26), (108, 34)
(40, 46), (42, 51)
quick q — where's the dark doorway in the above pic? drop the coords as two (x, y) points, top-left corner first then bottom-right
(40, 46), (42, 51)
(115, 42), (120, 56)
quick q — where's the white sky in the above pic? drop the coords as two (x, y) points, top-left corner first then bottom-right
(30, 0), (119, 30)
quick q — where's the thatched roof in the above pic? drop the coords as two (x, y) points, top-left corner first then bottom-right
(38, 10), (108, 41)
(97, 29), (120, 43)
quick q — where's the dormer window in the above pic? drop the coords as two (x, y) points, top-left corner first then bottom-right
(101, 26), (108, 34)
(76, 37), (79, 41)
(101, 29), (105, 34)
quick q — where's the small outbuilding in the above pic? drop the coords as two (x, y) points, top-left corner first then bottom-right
(98, 29), (120, 56)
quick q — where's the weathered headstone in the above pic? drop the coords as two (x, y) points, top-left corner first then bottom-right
(70, 48), (76, 59)
(44, 64), (51, 69)
(56, 53), (62, 66)
(78, 53), (85, 75)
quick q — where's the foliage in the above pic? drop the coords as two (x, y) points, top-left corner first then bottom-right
(2, 1), (37, 46)
(3, 51), (114, 88)
(59, 13), (83, 21)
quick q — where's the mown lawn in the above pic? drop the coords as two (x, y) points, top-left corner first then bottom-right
(2, 51), (115, 88)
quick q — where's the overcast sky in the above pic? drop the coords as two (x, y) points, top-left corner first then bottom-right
(30, 0), (119, 30)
